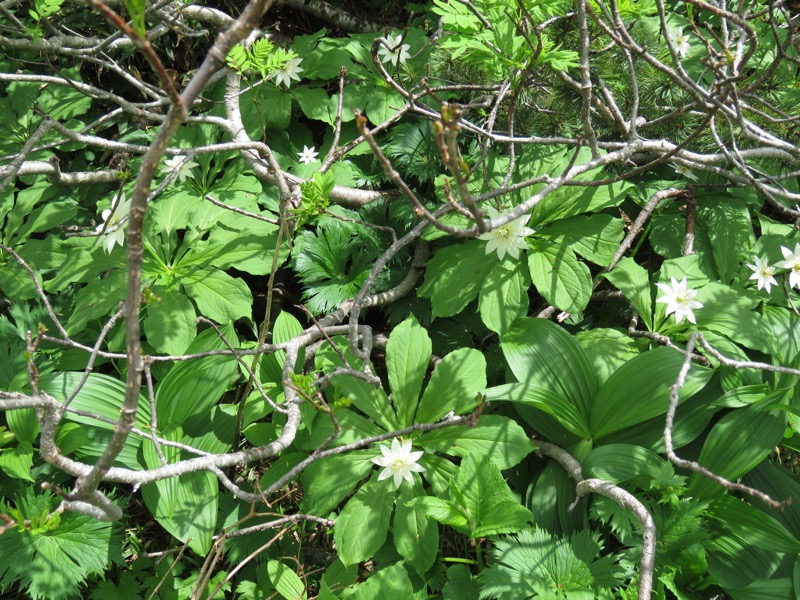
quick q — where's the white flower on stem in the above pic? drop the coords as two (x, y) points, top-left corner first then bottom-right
(378, 34), (411, 67)
(371, 438), (425, 487)
(163, 155), (199, 183)
(670, 28), (691, 58)
(671, 162), (698, 181)
(298, 145), (319, 165)
(775, 243), (800, 289)
(95, 192), (131, 254)
(478, 214), (535, 261)
(273, 57), (304, 88)
(746, 255), (777, 293)
(656, 276), (704, 324)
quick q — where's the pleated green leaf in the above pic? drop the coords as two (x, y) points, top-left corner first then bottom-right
(267, 560), (307, 600)
(141, 426), (218, 556)
(155, 326), (239, 428)
(590, 347), (713, 440)
(708, 496), (800, 554)
(501, 317), (598, 422)
(41, 371), (150, 470)
(582, 444), (669, 484)
(688, 395), (787, 500)
(528, 241), (592, 314)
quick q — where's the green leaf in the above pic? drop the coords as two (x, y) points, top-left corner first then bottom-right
(0, 440), (33, 481)
(155, 327), (238, 427)
(688, 395), (787, 499)
(416, 348), (486, 423)
(484, 382), (589, 441)
(418, 240), (496, 320)
(582, 444), (669, 484)
(708, 495), (800, 554)
(300, 451), (375, 515)
(144, 284), (197, 355)
(442, 565), (480, 600)
(538, 214), (625, 267)
(142, 427), (218, 556)
(267, 560), (307, 600)
(697, 194), (754, 282)
(419, 415), (535, 470)
(386, 316), (431, 427)
(260, 310), (305, 385)
(528, 241), (592, 314)
(347, 562), (414, 600)
(407, 496), (468, 529)
(455, 453), (532, 538)
(601, 257), (655, 330)
(294, 88), (336, 125)
(530, 180), (631, 227)
(590, 347), (713, 440)
(181, 267), (253, 323)
(334, 478), (394, 565)
(124, 0), (147, 36)
(394, 481), (439, 576)
(479, 260), (530, 334)
(501, 317), (598, 420)
(41, 372), (150, 469)
(575, 328), (644, 385)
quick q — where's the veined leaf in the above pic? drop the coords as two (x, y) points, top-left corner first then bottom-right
(528, 241), (592, 314)
(417, 347), (486, 424)
(334, 478), (394, 565)
(386, 315), (431, 427)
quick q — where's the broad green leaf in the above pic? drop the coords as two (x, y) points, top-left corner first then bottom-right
(708, 496), (800, 554)
(13, 200), (78, 244)
(418, 240), (496, 320)
(601, 257), (654, 330)
(416, 348), (486, 423)
(418, 415), (535, 470)
(124, 0), (147, 36)
(0, 440), (33, 480)
(538, 214), (625, 267)
(530, 181), (631, 227)
(348, 561), (414, 600)
(182, 267), (252, 323)
(501, 317), (598, 420)
(442, 565), (480, 600)
(260, 310), (305, 385)
(479, 260), (530, 334)
(267, 560), (307, 600)
(407, 496), (469, 529)
(155, 327), (238, 427)
(688, 395), (787, 499)
(528, 241), (592, 314)
(141, 427), (218, 556)
(386, 316), (431, 427)
(485, 382), (589, 441)
(300, 451), (375, 515)
(334, 478), (394, 565)
(144, 284), (196, 355)
(582, 444), (668, 484)
(294, 88), (336, 125)
(364, 84), (404, 124)
(6, 406), (39, 443)
(394, 481), (438, 576)
(575, 328), (644, 385)
(590, 347), (713, 440)
(41, 372), (150, 469)
(697, 194), (754, 282)
(694, 283), (766, 353)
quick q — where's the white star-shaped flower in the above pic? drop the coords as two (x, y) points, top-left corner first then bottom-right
(163, 155), (199, 183)
(378, 34), (411, 67)
(656, 276), (703, 324)
(95, 192), (131, 254)
(746, 255), (777, 293)
(298, 145), (319, 165)
(371, 438), (425, 487)
(478, 213), (535, 260)
(670, 28), (691, 58)
(775, 243), (800, 289)
(273, 57), (304, 88)
(671, 162), (698, 181)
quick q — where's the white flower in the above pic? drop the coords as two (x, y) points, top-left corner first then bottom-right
(656, 276), (704, 324)
(371, 438), (425, 487)
(671, 162), (698, 181)
(775, 243), (800, 289)
(95, 192), (131, 254)
(298, 145), (319, 165)
(378, 34), (411, 67)
(670, 28), (691, 58)
(478, 214), (535, 261)
(746, 255), (777, 293)
(273, 57), (304, 88)
(163, 155), (199, 183)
